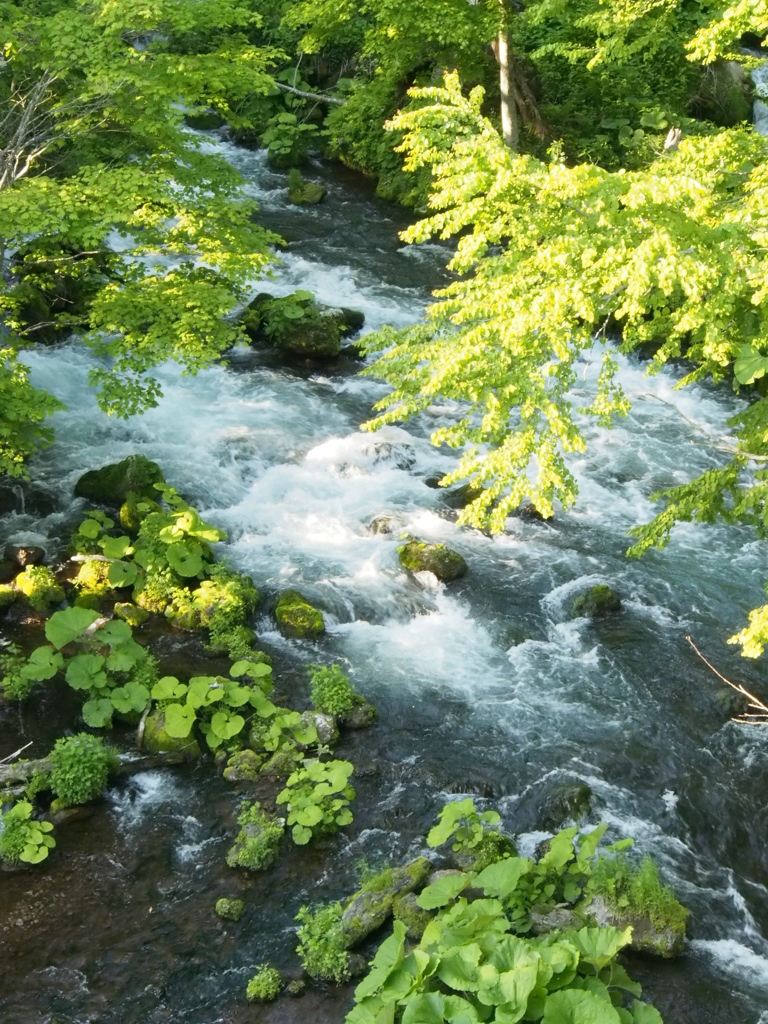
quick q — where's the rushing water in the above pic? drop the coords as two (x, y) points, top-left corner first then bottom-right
(2, 136), (768, 1024)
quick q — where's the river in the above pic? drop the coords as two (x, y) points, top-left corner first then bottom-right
(1, 134), (768, 1024)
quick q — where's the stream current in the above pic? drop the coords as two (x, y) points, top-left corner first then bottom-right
(2, 136), (768, 1024)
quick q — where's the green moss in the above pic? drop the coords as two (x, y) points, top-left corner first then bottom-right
(223, 749), (263, 782)
(398, 541), (468, 582)
(287, 170), (327, 205)
(25, 770), (52, 801)
(275, 589), (325, 638)
(134, 565), (182, 613)
(246, 964), (282, 1002)
(119, 492), (162, 534)
(590, 854), (689, 937)
(74, 455), (165, 506)
(226, 800), (284, 871)
(571, 584), (621, 618)
(286, 979), (306, 997)
(142, 709), (201, 755)
(453, 830), (518, 873)
(0, 583), (16, 608)
(114, 602), (150, 628)
(215, 897), (244, 922)
(295, 902), (351, 983)
(73, 558), (113, 598)
(310, 663), (362, 717)
(15, 565), (65, 611)
(393, 893), (433, 939)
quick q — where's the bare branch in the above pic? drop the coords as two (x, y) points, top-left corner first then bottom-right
(273, 81), (343, 106)
(686, 634), (768, 725)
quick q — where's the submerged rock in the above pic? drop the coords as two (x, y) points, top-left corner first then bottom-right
(75, 455), (165, 506)
(342, 702), (378, 730)
(340, 858), (431, 947)
(287, 172), (326, 205)
(398, 541), (468, 582)
(452, 831), (518, 874)
(142, 710), (201, 756)
(571, 584), (621, 619)
(274, 589), (325, 638)
(223, 748), (263, 782)
(514, 776), (593, 833)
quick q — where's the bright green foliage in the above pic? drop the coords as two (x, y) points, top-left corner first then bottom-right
(589, 855), (690, 937)
(0, 350), (62, 476)
(0, 0), (280, 453)
(258, 290), (318, 344)
(276, 757), (355, 844)
(246, 964), (283, 1002)
(427, 797), (502, 854)
(15, 565), (65, 611)
(150, 669), (260, 749)
(49, 733), (117, 806)
(249, 706), (319, 764)
(0, 643), (63, 700)
(226, 800), (285, 870)
(295, 901), (351, 983)
(309, 662), (361, 717)
(0, 800), (56, 864)
(687, 0), (768, 62)
(215, 897), (244, 921)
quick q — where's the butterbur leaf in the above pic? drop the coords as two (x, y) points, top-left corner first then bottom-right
(562, 927), (633, 971)
(402, 993), (446, 1024)
(630, 1002), (663, 1024)
(231, 659), (272, 680)
(101, 535), (133, 559)
(542, 989), (622, 1024)
(151, 676), (187, 700)
(210, 710), (245, 739)
(108, 560), (138, 587)
(417, 872), (471, 909)
(186, 676), (221, 708)
(576, 823), (608, 865)
(45, 607), (100, 649)
(166, 541), (204, 577)
(66, 653), (108, 690)
(294, 805), (324, 827)
(539, 827), (579, 871)
(21, 646), (64, 681)
(164, 702), (196, 737)
(292, 824), (312, 844)
(82, 697), (115, 727)
(223, 683), (252, 707)
(105, 642), (142, 672)
(78, 518), (102, 539)
(600, 963), (642, 997)
(475, 857), (532, 899)
(110, 681), (150, 714)
(436, 942), (482, 991)
(354, 922), (407, 1001)
(96, 620), (133, 647)
(335, 807), (354, 825)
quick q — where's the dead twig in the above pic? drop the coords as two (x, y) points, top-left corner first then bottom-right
(686, 634), (768, 725)
(0, 741), (33, 765)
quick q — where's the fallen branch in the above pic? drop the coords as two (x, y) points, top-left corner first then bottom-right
(0, 749), (188, 797)
(686, 635), (768, 725)
(0, 741), (33, 765)
(273, 81), (343, 106)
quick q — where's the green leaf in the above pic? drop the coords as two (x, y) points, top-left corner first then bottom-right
(105, 641), (142, 672)
(165, 541), (204, 577)
(475, 857), (532, 899)
(417, 872), (471, 909)
(630, 1001), (664, 1024)
(436, 942), (482, 992)
(151, 676), (187, 700)
(291, 824), (313, 844)
(210, 710), (245, 739)
(561, 927), (633, 971)
(21, 646), (64, 681)
(355, 922), (408, 1001)
(540, 828), (579, 871)
(101, 535), (133, 559)
(542, 989), (622, 1024)
(186, 676), (221, 708)
(734, 344), (768, 385)
(96, 620), (133, 647)
(164, 702), (197, 737)
(45, 607), (101, 649)
(110, 681), (150, 714)
(78, 519), (102, 539)
(108, 560), (138, 587)
(66, 653), (108, 691)
(231, 659), (272, 680)
(82, 697), (115, 727)
(402, 993), (446, 1024)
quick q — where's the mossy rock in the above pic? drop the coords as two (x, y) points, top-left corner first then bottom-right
(15, 566), (65, 611)
(119, 492), (162, 534)
(275, 309), (342, 359)
(529, 904), (587, 936)
(452, 831), (518, 874)
(579, 893), (686, 958)
(340, 858), (431, 947)
(223, 748), (263, 782)
(114, 602), (150, 628)
(241, 292), (364, 358)
(393, 892), (433, 940)
(0, 584), (16, 609)
(4, 544), (45, 567)
(142, 710), (201, 756)
(75, 455), (165, 506)
(693, 59), (753, 127)
(571, 584), (621, 619)
(298, 710), (339, 747)
(274, 589), (325, 638)
(342, 701), (378, 730)
(288, 181), (327, 205)
(398, 541), (468, 582)
(215, 897), (244, 922)
(286, 979), (306, 997)
(259, 750), (297, 777)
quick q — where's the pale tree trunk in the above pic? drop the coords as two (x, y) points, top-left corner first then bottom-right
(496, 28), (519, 151)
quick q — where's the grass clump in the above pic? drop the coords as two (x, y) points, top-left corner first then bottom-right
(226, 800), (284, 871)
(50, 733), (117, 806)
(590, 853), (689, 935)
(309, 663), (361, 718)
(295, 902), (350, 983)
(246, 964), (282, 1002)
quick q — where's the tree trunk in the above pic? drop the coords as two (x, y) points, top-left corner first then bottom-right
(496, 29), (519, 151)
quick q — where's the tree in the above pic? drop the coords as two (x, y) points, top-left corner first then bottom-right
(359, 0), (768, 656)
(0, 0), (280, 469)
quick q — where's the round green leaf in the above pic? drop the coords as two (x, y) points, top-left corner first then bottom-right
(101, 536), (133, 559)
(66, 653), (108, 691)
(78, 518), (102, 539)
(45, 607), (101, 649)
(82, 697), (115, 727)
(21, 646), (64, 681)
(151, 676), (187, 700)
(108, 560), (138, 588)
(165, 541), (204, 577)
(164, 702), (197, 737)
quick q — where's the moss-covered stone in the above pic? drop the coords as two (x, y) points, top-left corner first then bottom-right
(215, 897), (244, 921)
(226, 802), (284, 871)
(529, 904), (587, 935)
(452, 831), (518, 874)
(393, 892), (433, 939)
(15, 566), (65, 611)
(580, 892), (686, 958)
(288, 179), (327, 205)
(119, 492), (162, 534)
(246, 964), (283, 1002)
(75, 455), (165, 506)
(275, 589), (325, 638)
(142, 710), (201, 755)
(114, 602), (150, 628)
(241, 291), (364, 359)
(223, 749), (263, 782)
(571, 584), (621, 619)
(0, 584), (17, 608)
(340, 858), (431, 947)
(259, 750), (297, 777)
(298, 711), (339, 747)
(342, 701), (378, 730)
(286, 979), (306, 997)
(398, 541), (468, 582)
(693, 59), (753, 127)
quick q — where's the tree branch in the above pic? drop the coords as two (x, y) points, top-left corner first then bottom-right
(273, 81), (343, 106)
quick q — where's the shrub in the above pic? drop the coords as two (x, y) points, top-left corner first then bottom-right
(309, 663), (360, 718)
(276, 758), (355, 845)
(246, 964), (283, 1002)
(226, 801), (284, 871)
(49, 733), (117, 805)
(295, 902), (350, 983)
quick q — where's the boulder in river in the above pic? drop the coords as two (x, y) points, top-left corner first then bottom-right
(4, 544), (45, 568)
(571, 584), (621, 618)
(240, 291), (365, 359)
(142, 710), (201, 756)
(0, 561), (18, 584)
(287, 169), (327, 205)
(513, 776), (593, 833)
(75, 455), (165, 506)
(579, 891), (687, 958)
(398, 541), (468, 582)
(342, 701), (378, 730)
(223, 748), (263, 782)
(693, 58), (753, 127)
(340, 858), (431, 947)
(215, 897), (244, 922)
(274, 589), (325, 638)
(114, 602), (150, 628)
(299, 710), (339, 747)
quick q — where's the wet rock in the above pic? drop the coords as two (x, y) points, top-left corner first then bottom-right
(287, 170), (326, 205)
(368, 513), (399, 535)
(340, 858), (431, 947)
(342, 702), (378, 730)
(223, 749), (263, 782)
(299, 711), (339, 747)
(693, 59), (753, 127)
(74, 455), (165, 506)
(398, 541), (468, 582)
(529, 904), (586, 935)
(274, 589), (325, 639)
(142, 710), (201, 756)
(513, 777), (593, 833)
(46, 804), (95, 827)
(0, 484), (21, 515)
(571, 584), (621, 619)
(333, 307), (366, 337)
(215, 897), (244, 922)
(4, 545), (45, 568)
(393, 892), (433, 939)
(286, 979), (306, 997)
(0, 561), (17, 584)
(119, 493), (162, 534)
(241, 291), (364, 359)
(452, 831), (518, 874)
(184, 110), (225, 130)
(114, 602), (150, 628)
(260, 750), (297, 777)
(579, 894), (686, 958)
